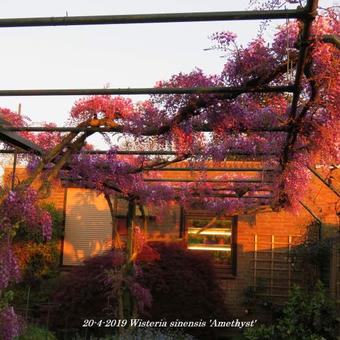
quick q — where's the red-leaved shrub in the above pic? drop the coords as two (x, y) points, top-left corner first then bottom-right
(48, 250), (124, 331)
(48, 243), (227, 339)
(138, 242), (228, 338)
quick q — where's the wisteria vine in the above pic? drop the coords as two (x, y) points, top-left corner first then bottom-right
(0, 4), (339, 339)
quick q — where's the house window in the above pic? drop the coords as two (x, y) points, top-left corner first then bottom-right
(185, 214), (237, 277)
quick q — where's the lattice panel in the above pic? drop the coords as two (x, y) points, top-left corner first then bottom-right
(252, 234), (302, 299)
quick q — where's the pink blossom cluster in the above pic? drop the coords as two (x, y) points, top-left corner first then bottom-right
(0, 245), (20, 290)
(272, 152), (312, 212)
(70, 95), (134, 124)
(32, 123), (63, 151)
(222, 38), (277, 85)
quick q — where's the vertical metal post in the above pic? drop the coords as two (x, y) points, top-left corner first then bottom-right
(254, 234), (258, 291)
(288, 236), (292, 290)
(179, 206), (185, 238)
(112, 196), (118, 246)
(59, 188), (68, 267)
(318, 221), (322, 243)
(270, 235), (275, 296)
(11, 149), (17, 190)
(10, 104), (21, 190)
(232, 216), (238, 276)
(139, 205), (148, 236)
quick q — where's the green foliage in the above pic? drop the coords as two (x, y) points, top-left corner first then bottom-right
(13, 274), (61, 312)
(241, 280), (279, 316)
(244, 281), (338, 340)
(13, 241), (60, 287)
(291, 230), (332, 287)
(244, 324), (276, 340)
(0, 290), (14, 310)
(293, 221), (331, 268)
(16, 324), (57, 340)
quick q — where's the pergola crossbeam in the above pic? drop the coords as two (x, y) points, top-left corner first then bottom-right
(0, 125), (289, 133)
(0, 148), (280, 157)
(0, 9), (305, 28)
(142, 178), (272, 183)
(144, 167), (275, 172)
(0, 85), (295, 97)
(0, 116), (43, 155)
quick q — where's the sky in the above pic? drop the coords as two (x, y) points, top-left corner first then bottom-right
(0, 0), (337, 148)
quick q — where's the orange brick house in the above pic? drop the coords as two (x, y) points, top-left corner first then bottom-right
(4, 164), (340, 316)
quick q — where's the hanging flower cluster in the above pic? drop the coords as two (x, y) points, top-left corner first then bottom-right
(1, 188), (52, 241)
(0, 245), (20, 291)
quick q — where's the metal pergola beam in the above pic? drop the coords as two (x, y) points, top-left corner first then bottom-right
(174, 186), (273, 192)
(142, 178), (272, 183)
(0, 125), (288, 133)
(308, 166), (340, 198)
(0, 85), (294, 97)
(144, 167), (275, 172)
(192, 194), (272, 199)
(0, 9), (305, 28)
(299, 200), (323, 241)
(299, 201), (323, 225)
(62, 183), (272, 199)
(0, 148), (280, 157)
(0, 132), (43, 154)
(0, 116), (44, 155)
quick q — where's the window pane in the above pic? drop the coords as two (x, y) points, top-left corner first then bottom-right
(187, 217), (233, 265)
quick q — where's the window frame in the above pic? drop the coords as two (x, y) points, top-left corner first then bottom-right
(182, 209), (237, 277)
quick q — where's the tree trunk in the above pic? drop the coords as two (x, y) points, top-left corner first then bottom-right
(104, 193), (122, 249)
(126, 199), (136, 262)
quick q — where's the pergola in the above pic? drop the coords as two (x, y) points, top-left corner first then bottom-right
(1, 0), (336, 224)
